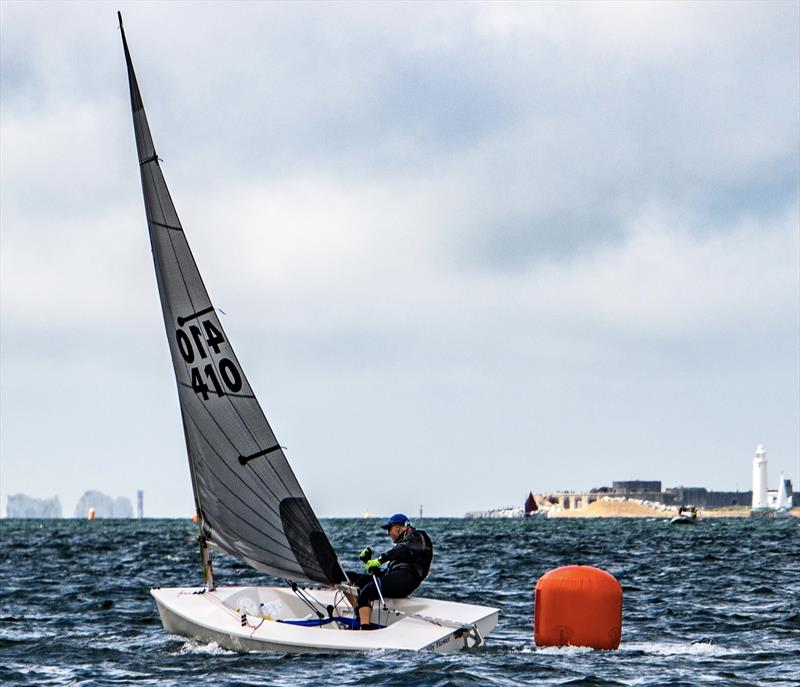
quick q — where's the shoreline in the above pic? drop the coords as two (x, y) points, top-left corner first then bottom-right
(545, 498), (800, 519)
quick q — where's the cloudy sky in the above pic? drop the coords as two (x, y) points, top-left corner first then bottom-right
(1, 1), (798, 518)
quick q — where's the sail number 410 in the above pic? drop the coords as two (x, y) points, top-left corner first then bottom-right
(175, 319), (242, 399)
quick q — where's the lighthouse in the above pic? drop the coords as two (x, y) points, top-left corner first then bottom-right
(751, 444), (769, 512)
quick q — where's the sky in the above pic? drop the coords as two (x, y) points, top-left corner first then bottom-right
(1, 1), (798, 518)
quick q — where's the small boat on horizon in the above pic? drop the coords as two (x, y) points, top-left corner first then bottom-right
(670, 505), (700, 525)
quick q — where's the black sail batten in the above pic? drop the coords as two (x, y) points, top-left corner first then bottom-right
(119, 14), (345, 585)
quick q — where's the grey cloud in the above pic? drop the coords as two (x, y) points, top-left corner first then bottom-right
(2, 2), (798, 516)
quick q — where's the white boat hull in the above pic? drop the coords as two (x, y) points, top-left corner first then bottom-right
(152, 585), (499, 653)
(670, 515), (700, 524)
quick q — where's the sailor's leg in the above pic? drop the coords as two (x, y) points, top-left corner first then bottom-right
(376, 568), (421, 599)
(358, 604), (372, 627)
(355, 577), (382, 628)
(343, 570), (368, 610)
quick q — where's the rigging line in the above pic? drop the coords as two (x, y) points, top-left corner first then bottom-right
(294, 587), (328, 617)
(200, 590), (242, 622)
(283, 580), (325, 619)
(376, 602), (482, 635)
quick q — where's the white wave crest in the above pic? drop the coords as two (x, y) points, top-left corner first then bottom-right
(624, 641), (737, 657)
(506, 640), (737, 657)
(534, 645), (595, 655)
(178, 640), (236, 656)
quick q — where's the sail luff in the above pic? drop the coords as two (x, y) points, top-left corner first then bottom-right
(119, 15), (207, 532)
(119, 14), (345, 585)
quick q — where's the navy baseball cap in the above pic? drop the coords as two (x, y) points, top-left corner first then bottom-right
(380, 513), (410, 530)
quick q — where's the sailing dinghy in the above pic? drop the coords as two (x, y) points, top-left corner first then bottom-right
(118, 14), (498, 653)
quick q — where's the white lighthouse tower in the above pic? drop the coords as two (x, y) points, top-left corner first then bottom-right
(751, 444), (769, 512)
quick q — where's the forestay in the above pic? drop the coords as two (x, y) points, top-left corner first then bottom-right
(119, 15), (345, 586)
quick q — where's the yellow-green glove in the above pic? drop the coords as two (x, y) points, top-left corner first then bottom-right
(364, 558), (382, 573)
(359, 546), (372, 562)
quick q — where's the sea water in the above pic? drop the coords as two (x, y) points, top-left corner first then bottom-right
(1, 517), (798, 686)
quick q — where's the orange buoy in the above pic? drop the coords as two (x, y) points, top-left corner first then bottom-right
(87, 507), (96, 521)
(534, 565), (622, 650)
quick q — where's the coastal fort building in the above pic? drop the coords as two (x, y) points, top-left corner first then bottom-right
(529, 480), (797, 512)
(467, 446), (798, 518)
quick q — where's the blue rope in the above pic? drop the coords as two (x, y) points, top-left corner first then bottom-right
(278, 616), (384, 630)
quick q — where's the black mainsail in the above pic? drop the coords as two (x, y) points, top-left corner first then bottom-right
(119, 14), (344, 586)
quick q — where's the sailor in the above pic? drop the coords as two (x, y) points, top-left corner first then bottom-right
(348, 513), (433, 630)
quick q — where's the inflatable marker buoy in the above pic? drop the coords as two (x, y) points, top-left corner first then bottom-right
(534, 565), (622, 650)
(88, 507), (96, 521)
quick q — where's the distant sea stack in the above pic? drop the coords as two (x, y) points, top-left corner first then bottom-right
(74, 491), (133, 518)
(7, 494), (62, 518)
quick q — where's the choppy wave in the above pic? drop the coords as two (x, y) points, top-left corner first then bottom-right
(621, 641), (739, 657)
(1, 517), (798, 686)
(178, 640), (237, 656)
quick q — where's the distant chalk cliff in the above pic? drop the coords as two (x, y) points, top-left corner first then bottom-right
(7, 494), (62, 518)
(74, 490), (133, 518)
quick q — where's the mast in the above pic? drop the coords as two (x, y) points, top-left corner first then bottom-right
(119, 12), (212, 586)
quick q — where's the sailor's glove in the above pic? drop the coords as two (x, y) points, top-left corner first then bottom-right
(364, 558), (382, 573)
(359, 546), (373, 562)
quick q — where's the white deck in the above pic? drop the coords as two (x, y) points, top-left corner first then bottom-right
(152, 585), (498, 653)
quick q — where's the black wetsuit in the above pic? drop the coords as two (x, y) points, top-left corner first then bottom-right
(349, 527), (433, 609)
